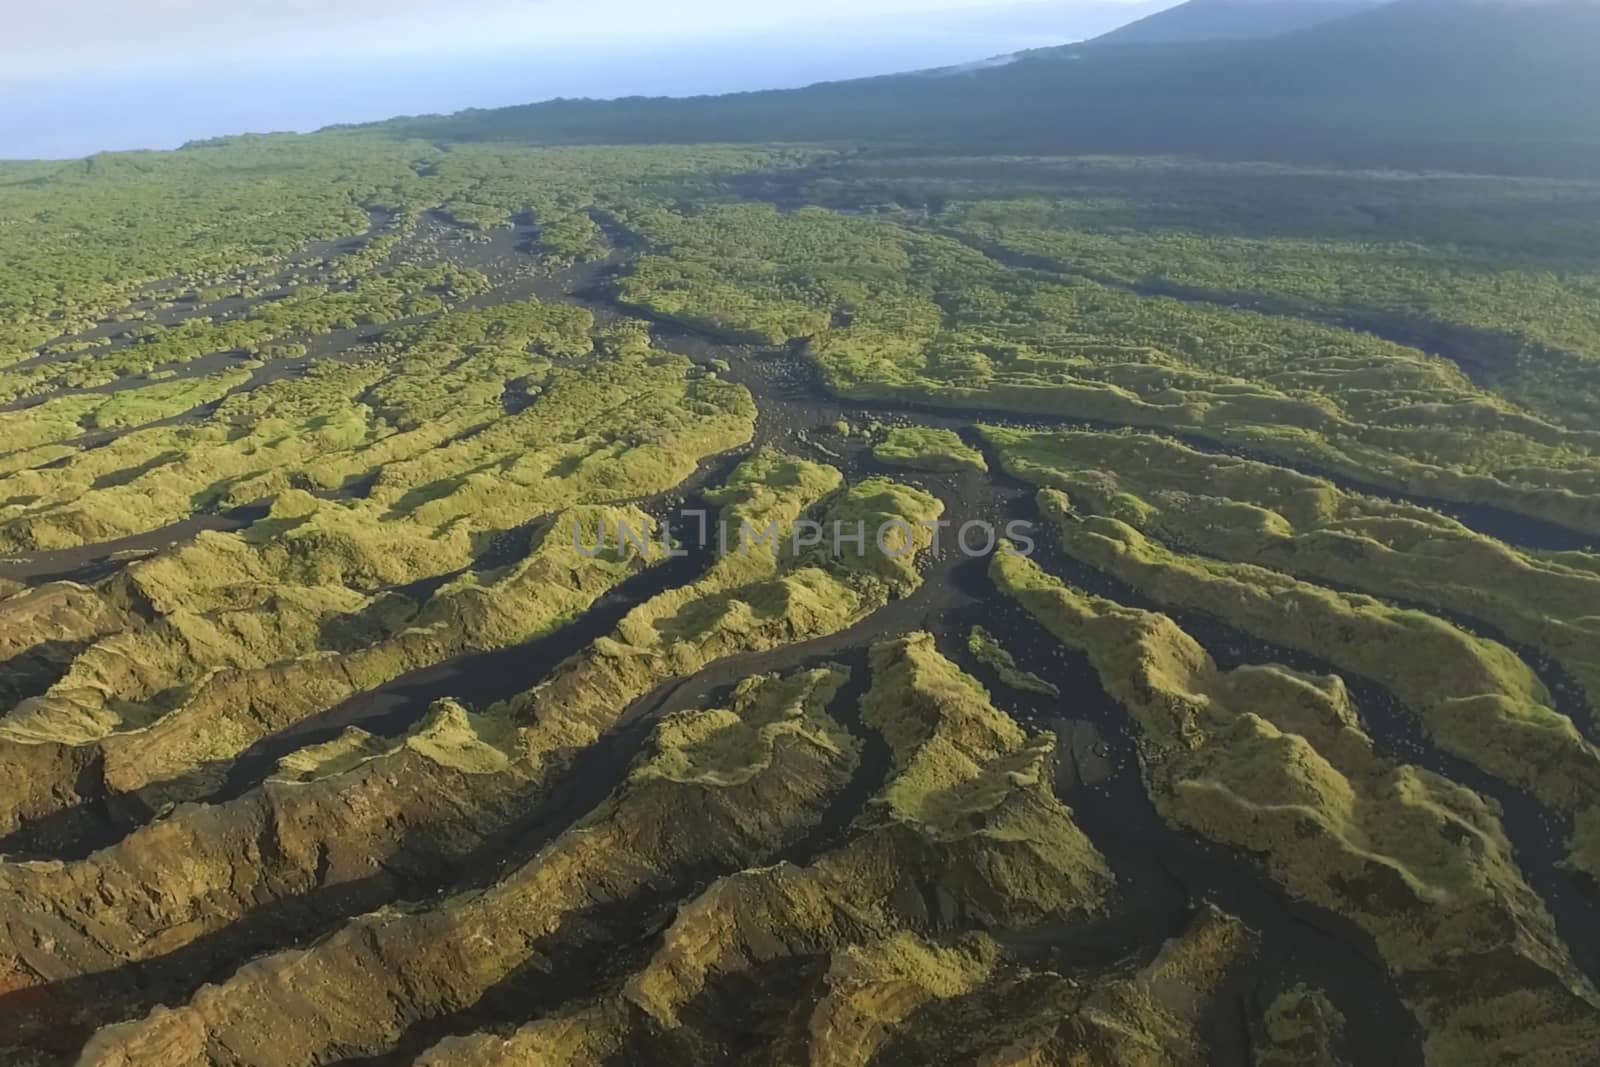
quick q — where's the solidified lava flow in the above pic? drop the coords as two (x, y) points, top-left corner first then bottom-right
(3, 142), (1600, 1067)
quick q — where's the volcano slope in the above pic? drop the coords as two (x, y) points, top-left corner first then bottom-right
(1, 142), (1599, 1067)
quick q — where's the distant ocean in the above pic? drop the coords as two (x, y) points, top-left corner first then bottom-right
(0, 6), (1165, 160)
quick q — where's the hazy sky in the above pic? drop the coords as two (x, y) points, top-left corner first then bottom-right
(6, 0), (1159, 74)
(2, 0), (1168, 157)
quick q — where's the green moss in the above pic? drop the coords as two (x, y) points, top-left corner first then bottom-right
(633, 667), (856, 790)
(967, 625), (1059, 697)
(89, 368), (254, 430)
(984, 425), (1600, 718)
(622, 632), (1114, 1033)
(811, 476), (943, 597)
(1030, 488), (1600, 823)
(403, 701), (515, 775)
(490, 455), (943, 791)
(16, 141), (1600, 1066)
(828, 931), (1001, 1000)
(615, 197), (1600, 535)
(853, 632), (1114, 906)
(411, 1004), (631, 1065)
(1569, 809), (1600, 884)
(993, 550), (1600, 1067)
(874, 426), (988, 474)
(80, 659), (862, 1067)
(267, 489), (321, 522)
(1257, 986), (1346, 1067)
(0, 394), (106, 455)
(271, 727), (389, 782)
(0, 500), (669, 818)
(862, 632), (1030, 826)
(0, 321), (754, 556)
(830, 906), (1254, 1067)
(946, 194), (1600, 430)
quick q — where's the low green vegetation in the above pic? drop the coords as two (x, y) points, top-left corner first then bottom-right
(984, 425), (1600, 719)
(0, 299), (753, 555)
(88, 368), (255, 430)
(0, 263), (490, 406)
(623, 631), (1119, 1038)
(0, 295), (760, 826)
(874, 425), (988, 473)
(0, 138), (800, 373)
(0, 367), (254, 462)
(76, 665), (863, 1067)
(0, 501), (670, 818)
(1256, 986), (1347, 1067)
(993, 550), (1600, 1066)
(1029, 486), (1600, 876)
(633, 667), (858, 791)
(8, 130), (1600, 1067)
(967, 625), (1058, 697)
(943, 191), (1600, 429)
(494, 456), (943, 774)
(0, 699), (536, 1024)
(614, 196), (1600, 536)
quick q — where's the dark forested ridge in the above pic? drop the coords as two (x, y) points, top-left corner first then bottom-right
(371, 0), (1600, 176)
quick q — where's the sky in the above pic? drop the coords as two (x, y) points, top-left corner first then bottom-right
(0, 0), (1170, 159)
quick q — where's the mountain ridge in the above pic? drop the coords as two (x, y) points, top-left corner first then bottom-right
(354, 0), (1600, 176)
(1092, 0), (1385, 44)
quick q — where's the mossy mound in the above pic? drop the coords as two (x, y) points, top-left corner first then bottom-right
(1030, 488), (1600, 833)
(874, 426), (988, 474)
(499, 454), (940, 786)
(0, 582), (123, 667)
(0, 582), (124, 718)
(16, 146), (1600, 1067)
(969, 625), (1060, 697)
(994, 550), (1600, 1067)
(413, 1003), (637, 1066)
(620, 633), (1115, 1041)
(985, 425), (1600, 721)
(0, 317), (754, 557)
(809, 476), (943, 597)
(75, 667), (862, 1067)
(270, 726), (389, 782)
(636, 668), (856, 791)
(411, 907), (1252, 1067)
(0, 699), (537, 1044)
(974, 906), (1255, 1067)
(1255, 985), (1347, 1067)
(0, 503), (667, 828)
(1569, 809), (1600, 885)
(616, 200), (1600, 535)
